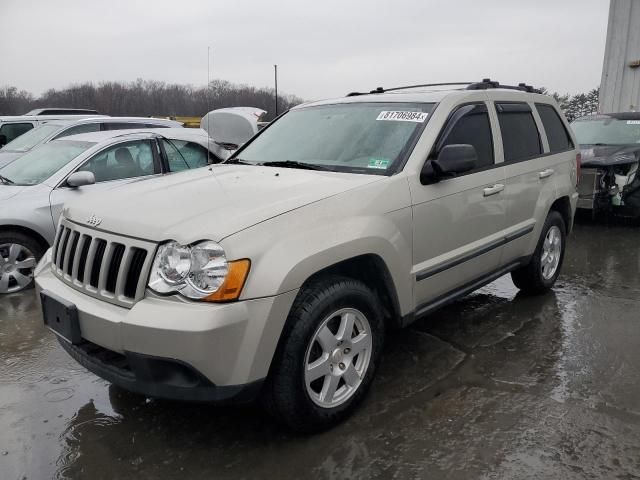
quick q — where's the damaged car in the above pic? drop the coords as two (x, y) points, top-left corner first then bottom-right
(572, 112), (640, 217)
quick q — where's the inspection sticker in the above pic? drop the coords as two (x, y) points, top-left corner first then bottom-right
(627, 120), (640, 125)
(368, 158), (390, 169)
(376, 111), (428, 122)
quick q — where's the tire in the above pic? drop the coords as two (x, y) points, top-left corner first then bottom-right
(511, 211), (566, 294)
(262, 275), (384, 432)
(0, 231), (45, 294)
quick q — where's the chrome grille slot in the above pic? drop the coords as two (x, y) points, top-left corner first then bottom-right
(51, 218), (156, 308)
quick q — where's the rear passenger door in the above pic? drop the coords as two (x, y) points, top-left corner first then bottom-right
(495, 102), (558, 265)
(411, 102), (507, 311)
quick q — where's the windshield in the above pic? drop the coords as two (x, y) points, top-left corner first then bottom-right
(0, 123), (64, 152)
(0, 140), (95, 186)
(234, 102), (435, 174)
(572, 117), (640, 146)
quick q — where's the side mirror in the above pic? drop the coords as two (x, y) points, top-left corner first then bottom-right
(0, 134), (7, 148)
(66, 171), (96, 188)
(421, 144), (478, 184)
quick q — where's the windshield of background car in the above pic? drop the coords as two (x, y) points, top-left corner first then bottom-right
(0, 140), (95, 186)
(0, 123), (64, 152)
(236, 102), (435, 174)
(572, 116), (640, 145)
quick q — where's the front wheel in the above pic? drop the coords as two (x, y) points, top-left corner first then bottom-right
(262, 275), (384, 432)
(511, 211), (566, 294)
(0, 232), (44, 294)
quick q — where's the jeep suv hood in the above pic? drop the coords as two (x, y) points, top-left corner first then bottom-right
(64, 165), (383, 243)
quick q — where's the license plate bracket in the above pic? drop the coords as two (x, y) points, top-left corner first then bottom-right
(40, 289), (82, 344)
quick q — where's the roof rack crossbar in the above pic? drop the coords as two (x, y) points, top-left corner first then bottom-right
(346, 78), (543, 97)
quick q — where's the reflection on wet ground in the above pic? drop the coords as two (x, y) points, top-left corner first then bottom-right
(2, 222), (640, 479)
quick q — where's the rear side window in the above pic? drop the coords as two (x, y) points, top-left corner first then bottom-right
(0, 122), (34, 143)
(55, 123), (100, 139)
(536, 104), (574, 152)
(496, 103), (542, 162)
(436, 103), (494, 169)
(162, 139), (210, 171)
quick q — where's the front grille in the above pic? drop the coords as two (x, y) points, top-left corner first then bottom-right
(577, 168), (601, 210)
(51, 219), (156, 308)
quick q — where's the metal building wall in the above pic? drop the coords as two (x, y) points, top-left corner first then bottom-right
(600, 0), (640, 113)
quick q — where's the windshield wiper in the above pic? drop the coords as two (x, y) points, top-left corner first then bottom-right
(0, 174), (14, 185)
(260, 160), (333, 171)
(224, 158), (253, 165)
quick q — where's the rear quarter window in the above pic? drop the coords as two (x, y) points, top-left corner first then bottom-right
(496, 103), (542, 162)
(535, 103), (574, 153)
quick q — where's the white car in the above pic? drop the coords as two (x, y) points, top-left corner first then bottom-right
(0, 114), (106, 148)
(0, 128), (218, 294)
(0, 117), (183, 168)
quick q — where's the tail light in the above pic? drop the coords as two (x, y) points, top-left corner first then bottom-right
(575, 152), (581, 188)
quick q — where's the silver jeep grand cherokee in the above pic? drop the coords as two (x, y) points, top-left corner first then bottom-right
(35, 79), (579, 431)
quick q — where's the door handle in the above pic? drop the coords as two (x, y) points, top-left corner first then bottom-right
(539, 168), (554, 179)
(483, 184), (504, 197)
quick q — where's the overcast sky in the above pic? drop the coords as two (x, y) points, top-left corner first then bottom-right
(1, 0), (609, 101)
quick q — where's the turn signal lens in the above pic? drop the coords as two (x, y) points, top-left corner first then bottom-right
(203, 259), (251, 302)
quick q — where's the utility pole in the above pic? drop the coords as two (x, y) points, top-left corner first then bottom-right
(274, 64), (278, 116)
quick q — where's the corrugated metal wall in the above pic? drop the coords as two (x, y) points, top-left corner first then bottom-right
(600, 0), (640, 113)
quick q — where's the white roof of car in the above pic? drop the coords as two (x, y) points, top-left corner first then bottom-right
(57, 127), (210, 144)
(0, 114), (102, 122)
(44, 117), (183, 127)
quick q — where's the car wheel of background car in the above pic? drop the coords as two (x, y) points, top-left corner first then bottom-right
(0, 231), (44, 294)
(262, 275), (384, 432)
(511, 211), (566, 294)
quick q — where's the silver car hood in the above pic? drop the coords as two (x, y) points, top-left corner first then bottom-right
(64, 165), (383, 243)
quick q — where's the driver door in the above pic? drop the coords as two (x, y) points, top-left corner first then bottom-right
(409, 102), (507, 314)
(49, 139), (162, 227)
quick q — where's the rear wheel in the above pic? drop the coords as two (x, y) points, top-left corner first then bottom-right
(511, 211), (566, 294)
(262, 275), (384, 432)
(0, 232), (44, 294)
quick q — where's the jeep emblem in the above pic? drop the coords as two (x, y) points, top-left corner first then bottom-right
(87, 214), (102, 227)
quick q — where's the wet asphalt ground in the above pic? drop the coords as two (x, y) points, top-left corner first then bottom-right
(2, 219), (640, 480)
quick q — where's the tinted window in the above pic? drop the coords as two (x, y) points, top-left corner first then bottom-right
(0, 122), (34, 143)
(437, 104), (494, 169)
(163, 139), (209, 171)
(536, 104), (573, 152)
(145, 123), (170, 128)
(497, 103), (542, 162)
(1, 123), (62, 152)
(78, 140), (157, 182)
(55, 123), (100, 139)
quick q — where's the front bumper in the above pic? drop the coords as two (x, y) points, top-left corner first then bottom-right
(35, 252), (298, 402)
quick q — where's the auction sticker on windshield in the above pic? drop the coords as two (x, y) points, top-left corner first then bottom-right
(376, 111), (428, 122)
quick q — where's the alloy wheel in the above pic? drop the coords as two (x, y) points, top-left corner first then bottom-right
(0, 243), (37, 294)
(541, 226), (562, 280)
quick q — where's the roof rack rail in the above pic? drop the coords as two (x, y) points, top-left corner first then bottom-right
(465, 78), (542, 94)
(346, 82), (473, 97)
(346, 78), (543, 97)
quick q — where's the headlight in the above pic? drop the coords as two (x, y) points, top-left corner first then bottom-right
(148, 240), (250, 301)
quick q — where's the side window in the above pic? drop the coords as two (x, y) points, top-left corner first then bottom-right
(496, 103), (542, 162)
(436, 103), (495, 169)
(0, 122), (34, 143)
(535, 104), (574, 153)
(55, 123), (100, 139)
(145, 123), (170, 128)
(77, 140), (157, 183)
(162, 139), (209, 171)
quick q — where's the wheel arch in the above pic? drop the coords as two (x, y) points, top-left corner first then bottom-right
(0, 224), (50, 252)
(549, 196), (573, 233)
